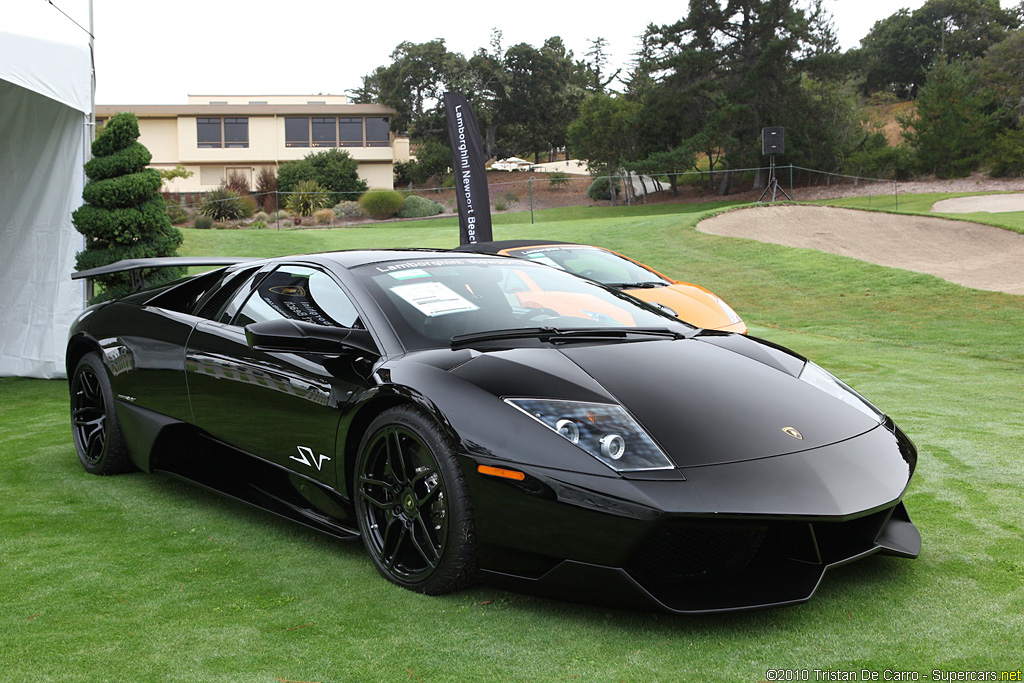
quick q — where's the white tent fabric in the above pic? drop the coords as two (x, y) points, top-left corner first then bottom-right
(0, 31), (91, 378)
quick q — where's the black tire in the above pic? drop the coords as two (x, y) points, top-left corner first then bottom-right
(354, 405), (477, 595)
(70, 353), (134, 475)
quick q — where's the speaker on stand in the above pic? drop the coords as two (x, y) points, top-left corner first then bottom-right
(759, 126), (791, 202)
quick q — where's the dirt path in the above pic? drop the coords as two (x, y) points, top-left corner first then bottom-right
(697, 205), (1024, 295)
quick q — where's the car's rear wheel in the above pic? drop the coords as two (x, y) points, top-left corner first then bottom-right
(354, 405), (476, 595)
(70, 353), (133, 475)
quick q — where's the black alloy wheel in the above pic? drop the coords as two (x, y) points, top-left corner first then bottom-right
(355, 405), (476, 595)
(70, 353), (133, 475)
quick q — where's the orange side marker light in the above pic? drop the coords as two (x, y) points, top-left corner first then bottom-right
(477, 465), (526, 481)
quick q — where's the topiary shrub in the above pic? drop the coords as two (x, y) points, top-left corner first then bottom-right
(333, 201), (364, 219)
(359, 189), (404, 219)
(398, 195), (444, 218)
(313, 208), (334, 225)
(193, 215), (214, 229)
(587, 176), (621, 201)
(200, 187), (249, 220)
(286, 179), (332, 216)
(72, 112), (183, 301)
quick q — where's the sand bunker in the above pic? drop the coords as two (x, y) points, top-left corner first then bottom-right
(697, 205), (1024, 295)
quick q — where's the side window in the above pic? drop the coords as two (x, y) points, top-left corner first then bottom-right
(232, 265), (360, 328)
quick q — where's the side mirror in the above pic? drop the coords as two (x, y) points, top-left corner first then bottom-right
(244, 319), (379, 356)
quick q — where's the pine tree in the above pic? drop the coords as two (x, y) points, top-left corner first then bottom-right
(73, 112), (183, 302)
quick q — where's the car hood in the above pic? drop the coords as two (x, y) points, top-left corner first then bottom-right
(626, 284), (746, 333)
(447, 336), (881, 468)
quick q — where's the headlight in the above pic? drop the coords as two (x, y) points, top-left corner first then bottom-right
(504, 398), (674, 472)
(711, 294), (743, 325)
(798, 362), (885, 423)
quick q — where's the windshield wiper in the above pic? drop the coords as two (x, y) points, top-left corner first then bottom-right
(605, 281), (669, 289)
(450, 326), (688, 349)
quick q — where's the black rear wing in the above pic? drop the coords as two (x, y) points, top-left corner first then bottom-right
(73, 256), (260, 295)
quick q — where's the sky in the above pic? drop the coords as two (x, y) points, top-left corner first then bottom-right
(4, 0), (1014, 105)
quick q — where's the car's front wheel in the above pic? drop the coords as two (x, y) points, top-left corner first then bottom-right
(354, 405), (477, 595)
(70, 352), (133, 475)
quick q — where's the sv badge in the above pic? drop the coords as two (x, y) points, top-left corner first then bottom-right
(291, 445), (331, 471)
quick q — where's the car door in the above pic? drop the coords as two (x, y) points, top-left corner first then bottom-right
(184, 263), (371, 488)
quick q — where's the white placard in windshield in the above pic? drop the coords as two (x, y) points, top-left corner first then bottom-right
(391, 282), (479, 317)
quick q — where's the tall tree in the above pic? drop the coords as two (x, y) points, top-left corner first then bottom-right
(636, 0), (844, 193)
(901, 58), (996, 177)
(584, 37), (621, 91)
(362, 40), (470, 137)
(856, 0), (1020, 98)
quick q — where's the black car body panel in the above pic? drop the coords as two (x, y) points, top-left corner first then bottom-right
(67, 250), (920, 613)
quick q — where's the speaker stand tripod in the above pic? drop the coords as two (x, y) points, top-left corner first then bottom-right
(758, 155), (791, 202)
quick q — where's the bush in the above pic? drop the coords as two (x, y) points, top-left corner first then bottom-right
(286, 179), (332, 216)
(313, 208), (334, 225)
(845, 133), (918, 180)
(194, 215), (214, 229)
(253, 211), (269, 222)
(166, 202), (189, 225)
(249, 220), (267, 229)
(587, 176), (621, 201)
(547, 171), (571, 188)
(255, 167), (278, 213)
(988, 129), (1024, 177)
(494, 200), (507, 211)
(333, 201), (364, 219)
(224, 170), (251, 194)
(277, 148), (368, 204)
(359, 189), (404, 219)
(200, 187), (249, 220)
(398, 195), (444, 218)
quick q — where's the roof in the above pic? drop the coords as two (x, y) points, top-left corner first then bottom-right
(95, 103), (397, 117)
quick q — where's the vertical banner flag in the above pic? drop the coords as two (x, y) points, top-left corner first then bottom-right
(444, 92), (492, 245)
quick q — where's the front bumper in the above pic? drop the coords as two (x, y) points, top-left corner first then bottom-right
(463, 423), (919, 613)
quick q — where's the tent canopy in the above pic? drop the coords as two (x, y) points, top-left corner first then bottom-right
(0, 31), (91, 378)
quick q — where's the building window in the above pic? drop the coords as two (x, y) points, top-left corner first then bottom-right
(224, 118), (249, 148)
(285, 117), (310, 147)
(366, 117), (390, 147)
(197, 118), (222, 148)
(197, 117), (249, 148)
(312, 117), (336, 147)
(339, 117), (362, 147)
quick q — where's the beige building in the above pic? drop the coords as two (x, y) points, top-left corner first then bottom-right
(96, 95), (410, 192)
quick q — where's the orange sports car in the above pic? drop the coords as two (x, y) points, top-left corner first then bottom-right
(455, 240), (747, 334)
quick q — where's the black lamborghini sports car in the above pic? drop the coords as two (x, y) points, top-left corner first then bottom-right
(68, 250), (920, 613)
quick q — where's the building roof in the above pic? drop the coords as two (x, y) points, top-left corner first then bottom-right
(95, 103), (396, 117)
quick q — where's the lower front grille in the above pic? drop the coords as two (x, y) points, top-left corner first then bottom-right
(626, 520), (768, 584)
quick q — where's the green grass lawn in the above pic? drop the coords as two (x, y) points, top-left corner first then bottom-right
(821, 192), (1024, 235)
(2, 198), (1023, 681)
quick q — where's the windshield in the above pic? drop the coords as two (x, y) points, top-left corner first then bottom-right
(506, 245), (667, 286)
(353, 257), (690, 350)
